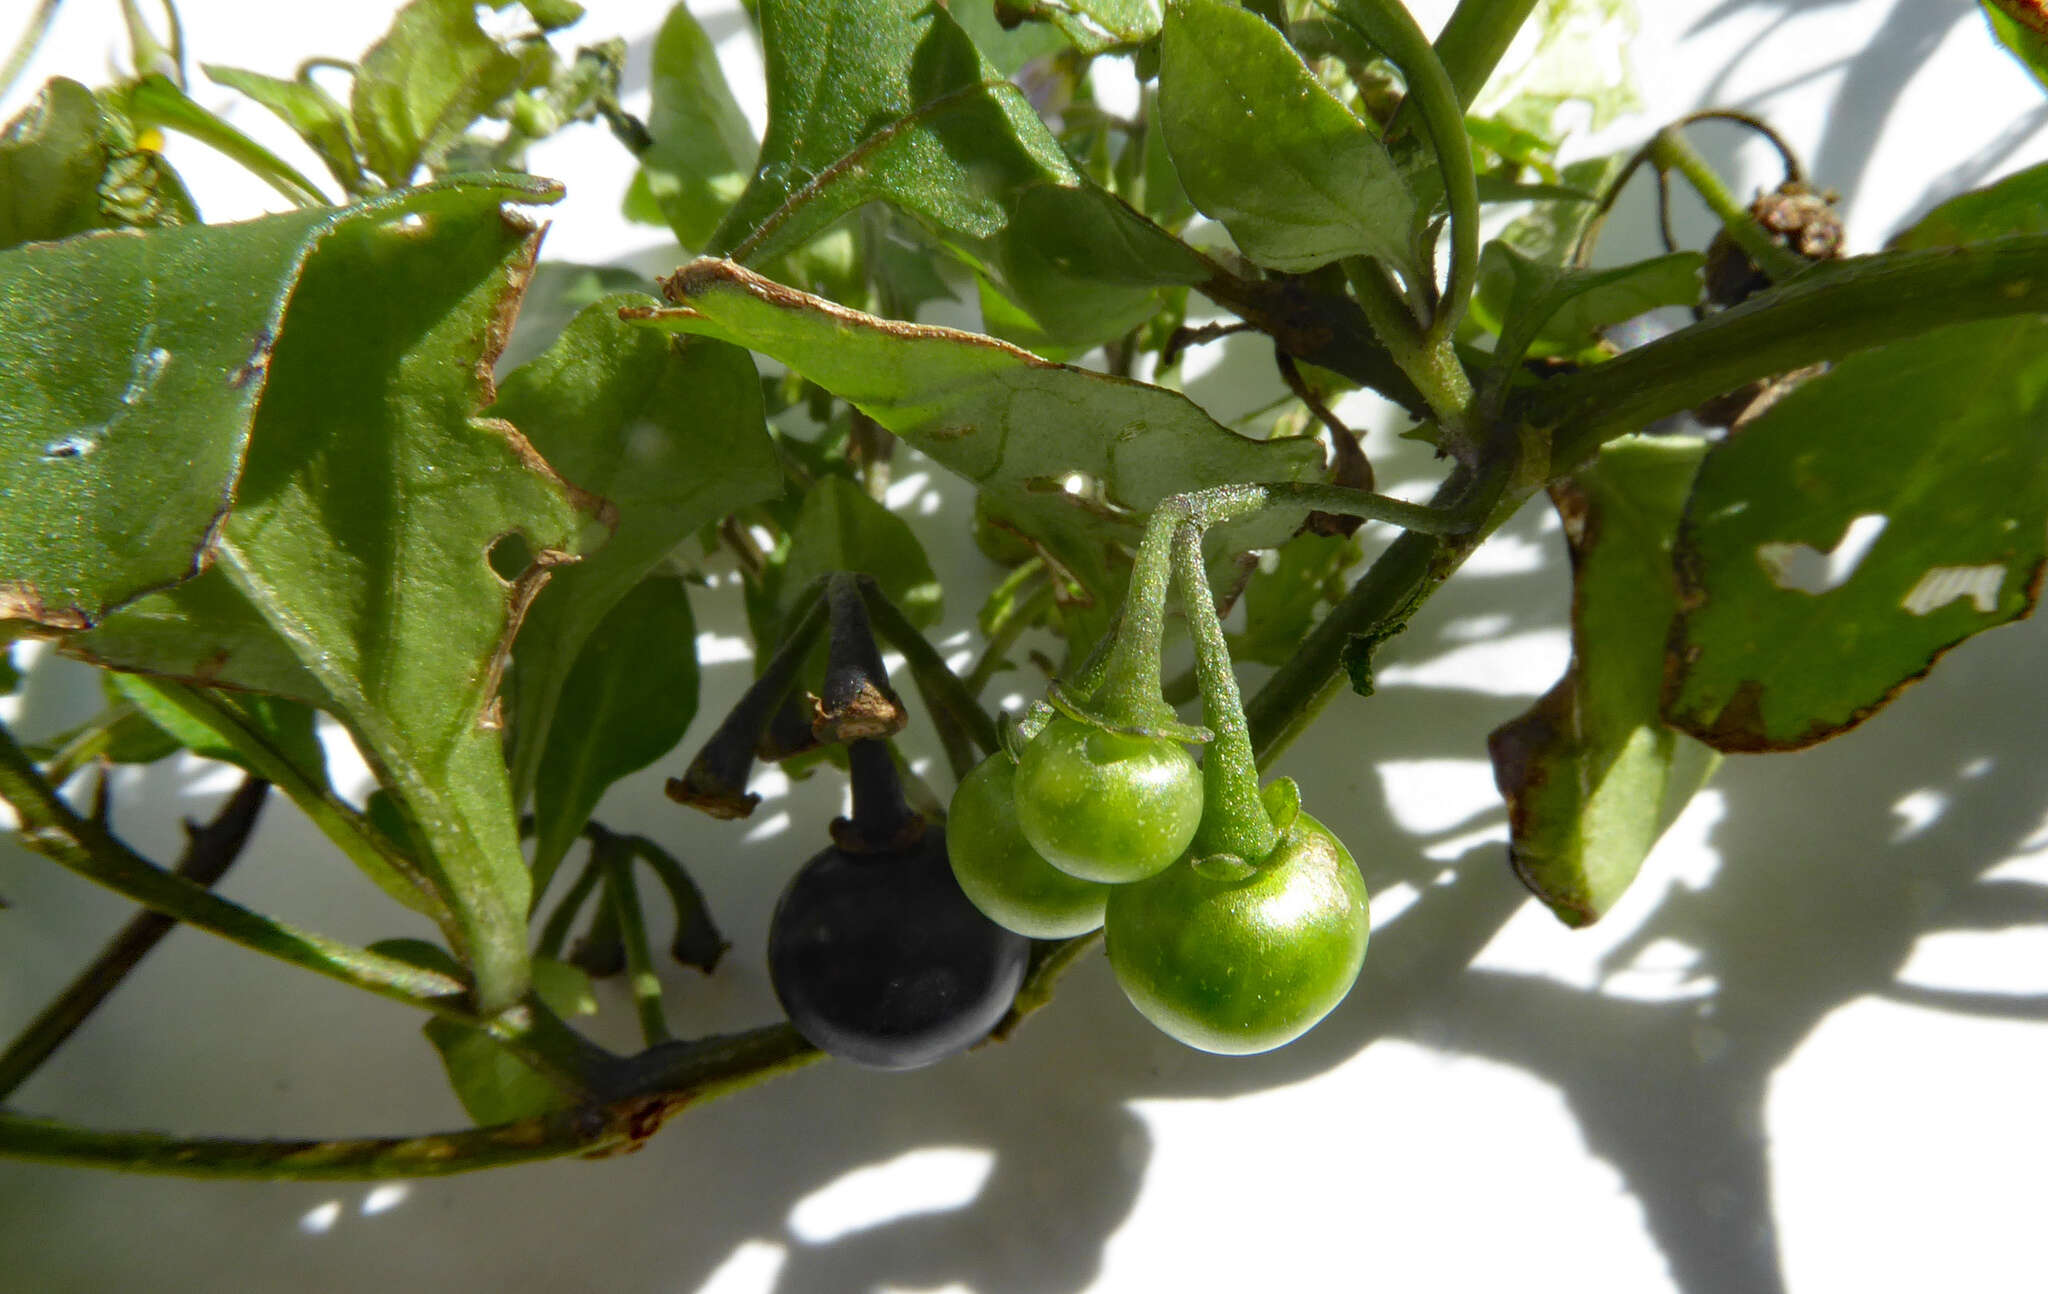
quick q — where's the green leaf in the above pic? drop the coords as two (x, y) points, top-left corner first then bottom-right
(496, 262), (648, 373)
(0, 78), (114, 251)
(1470, 0), (1639, 139)
(203, 63), (367, 196)
(782, 475), (942, 628)
(1889, 160), (2048, 249)
(0, 179), (528, 630)
(624, 1), (758, 249)
(1488, 436), (1720, 927)
(110, 673), (445, 919)
(1983, 2), (2048, 92)
(1229, 532), (1360, 667)
(520, 0), (588, 30)
(706, 0), (1205, 346)
(633, 260), (1325, 607)
(1158, 0), (1416, 275)
(375, 940), (591, 1126)
(24, 695), (182, 769)
(1666, 317), (2048, 751)
(352, 0), (527, 186)
(68, 178), (578, 1012)
(490, 297), (779, 867)
(526, 576), (701, 898)
(1480, 242), (1702, 367)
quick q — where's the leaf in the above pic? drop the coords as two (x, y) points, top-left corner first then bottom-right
(0, 78), (114, 251)
(1480, 243), (1702, 366)
(1157, 0), (1416, 276)
(1665, 317), (2048, 752)
(68, 178), (579, 1012)
(0, 179), (531, 631)
(624, 1), (758, 249)
(490, 297), (779, 866)
(1889, 160), (2048, 249)
(352, 0), (527, 186)
(1229, 532), (1361, 667)
(782, 475), (943, 628)
(1488, 436), (1720, 927)
(1983, 2), (2048, 92)
(632, 259), (1326, 606)
(376, 940), (591, 1126)
(706, 0), (1205, 346)
(203, 63), (367, 195)
(110, 673), (443, 919)
(527, 576), (701, 898)
(120, 75), (327, 208)
(496, 262), (648, 373)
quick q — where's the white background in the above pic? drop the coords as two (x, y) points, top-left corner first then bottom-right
(5, 1), (2048, 1291)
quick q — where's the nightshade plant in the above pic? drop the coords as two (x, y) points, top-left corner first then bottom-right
(1, 0), (2046, 1174)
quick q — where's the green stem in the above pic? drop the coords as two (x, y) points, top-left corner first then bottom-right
(1172, 523), (1274, 863)
(0, 1025), (816, 1180)
(1088, 515), (1180, 728)
(0, 721), (599, 1087)
(0, 777), (268, 1101)
(1318, 0), (1481, 333)
(966, 577), (1056, 698)
(0, 0), (64, 112)
(596, 832), (671, 1047)
(1343, 258), (1479, 451)
(1648, 126), (1808, 284)
(1429, 0), (1545, 106)
(123, 75), (327, 209)
(1526, 234), (2048, 469)
(536, 850), (605, 960)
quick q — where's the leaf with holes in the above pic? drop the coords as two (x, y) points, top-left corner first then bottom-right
(630, 259), (1324, 609)
(1665, 318), (2048, 752)
(0, 177), (548, 632)
(491, 296), (779, 861)
(66, 182), (580, 1012)
(1158, 0), (1417, 277)
(1489, 436), (1720, 927)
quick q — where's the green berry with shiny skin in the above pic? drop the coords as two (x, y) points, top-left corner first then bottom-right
(1011, 715), (1203, 884)
(1104, 809), (1369, 1055)
(948, 753), (1109, 938)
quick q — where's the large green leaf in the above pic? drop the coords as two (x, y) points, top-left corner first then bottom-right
(491, 292), (778, 880)
(67, 181), (580, 1012)
(1489, 436), (1719, 927)
(352, 0), (528, 186)
(0, 78), (114, 251)
(623, 1), (757, 249)
(1665, 317), (2048, 751)
(631, 260), (1326, 600)
(0, 179), (536, 631)
(492, 298), (779, 830)
(1157, 0), (1416, 276)
(527, 577), (701, 901)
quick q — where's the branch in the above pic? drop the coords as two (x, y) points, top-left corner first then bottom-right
(0, 776), (270, 1100)
(1523, 235), (2048, 469)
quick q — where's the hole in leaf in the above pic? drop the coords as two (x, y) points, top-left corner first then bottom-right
(1755, 513), (1888, 595)
(1902, 565), (2006, 616)
(488, 532), (534, 582)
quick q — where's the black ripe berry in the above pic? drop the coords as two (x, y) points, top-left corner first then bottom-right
(768, 825), (1030, 1070)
